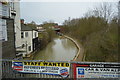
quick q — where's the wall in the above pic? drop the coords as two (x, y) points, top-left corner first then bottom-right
(33, 30), (41, 51)
(9, 1), (21, 48)
(32, 30), (38, 39)
(2, 18), (16, 59)
(21, 31), (33, 55)
(14, 1), (21, 48)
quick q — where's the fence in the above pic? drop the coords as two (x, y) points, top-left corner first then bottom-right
(1, 59), (120, 80)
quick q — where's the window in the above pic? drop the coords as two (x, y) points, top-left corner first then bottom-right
(1, 3), (9, 17)
(21, 32), (24, 38)
(25, 32), (28, 37)
(10, 2), (14, 10)
(22, 44), (25, 48)
(28, 46), (31, 51)
(0, 19), (7, 41)
(35, 32), (37, 38)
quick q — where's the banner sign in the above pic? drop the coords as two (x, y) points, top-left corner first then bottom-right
(73, 62), (120, 79)
(12, 60), (70, 78)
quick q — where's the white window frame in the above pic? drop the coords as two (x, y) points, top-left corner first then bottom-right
(25, 32), (28, 37)
(0, 19), (7, 41)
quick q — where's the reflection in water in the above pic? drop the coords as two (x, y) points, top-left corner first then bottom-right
(33, 38), (78, 61)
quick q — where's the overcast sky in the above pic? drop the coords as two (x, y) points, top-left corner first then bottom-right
(20, 0), (118, 25)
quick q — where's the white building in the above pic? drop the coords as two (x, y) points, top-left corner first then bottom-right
(9, 0), (22, 49)
(32, 29), (39, 51)
(19, 19), (39, 57)
(21, 24), (33, 57)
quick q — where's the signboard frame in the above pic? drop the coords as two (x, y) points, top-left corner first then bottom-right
(12, 60), (70, 78)
(72, 62), (120, 79)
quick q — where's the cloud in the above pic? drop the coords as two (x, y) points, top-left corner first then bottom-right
(20, 2), (118, 25)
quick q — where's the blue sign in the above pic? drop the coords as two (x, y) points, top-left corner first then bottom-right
(13, 62), (23, 66)
(78, 68), (84, 75)
(60, 68), (69, 78)
(12, 62), (23, 71)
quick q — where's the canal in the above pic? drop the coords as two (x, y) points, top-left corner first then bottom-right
(33, 37), (78, 61)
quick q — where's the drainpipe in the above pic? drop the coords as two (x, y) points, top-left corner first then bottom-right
(32, 30), (33, 51)
(26, 41), (27, 57)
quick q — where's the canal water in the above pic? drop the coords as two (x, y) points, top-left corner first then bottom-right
(33, 37), (78, 61)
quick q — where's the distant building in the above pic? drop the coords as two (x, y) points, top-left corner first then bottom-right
(53, 25), (61, 33)
(37, 26), (45, 32)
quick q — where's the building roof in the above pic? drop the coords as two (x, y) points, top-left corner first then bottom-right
(21, 24), (33, 31)
(21, 24), (38, 31)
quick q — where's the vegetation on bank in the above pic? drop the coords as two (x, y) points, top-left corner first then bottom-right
(38, 23), (57, 50)
(61, 3), (118, 62)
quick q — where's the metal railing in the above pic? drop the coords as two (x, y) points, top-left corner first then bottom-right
(1, 59), (120, 79)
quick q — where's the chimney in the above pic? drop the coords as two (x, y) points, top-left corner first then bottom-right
(21, 19), (24, 24)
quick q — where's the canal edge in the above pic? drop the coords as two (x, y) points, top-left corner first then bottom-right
(63, 35), (81, 61)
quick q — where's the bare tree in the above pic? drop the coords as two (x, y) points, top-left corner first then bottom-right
(118, 1), (120, 24)
(95, 3), (114, 22)
(49, 20), (54, 23)
(85, 2), (118, 23)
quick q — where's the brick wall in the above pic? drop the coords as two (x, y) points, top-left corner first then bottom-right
(2, 18), (16, 59)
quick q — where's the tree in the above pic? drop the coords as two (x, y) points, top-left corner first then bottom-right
(118, 1), (120, 27)
(31, 21), (36, 25)
(26, 21), (37, 29)
(85, 2), (117, 23)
